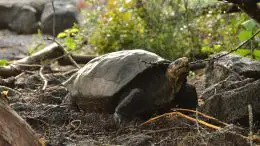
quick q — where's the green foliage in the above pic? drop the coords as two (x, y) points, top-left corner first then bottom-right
(233, 19), (259, 59)
(238, 19), (258, 41)
(57, 0), (260, 60)
(83, 0), (205, 59)
(0, 60), (8, 66)
(241, 19), (257, 31)
(57, 25), (85, 52)
(238, 30), (252, 41)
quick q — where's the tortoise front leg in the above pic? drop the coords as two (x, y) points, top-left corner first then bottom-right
(114, 88), (152, 124)
(173, 83), (198, 109)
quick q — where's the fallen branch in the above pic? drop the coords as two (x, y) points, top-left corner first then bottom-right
(0, 42), (96, 78)
(0, 43), (64, 78)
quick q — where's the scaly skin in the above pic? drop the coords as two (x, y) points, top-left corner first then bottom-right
(166, 57), (189, 94)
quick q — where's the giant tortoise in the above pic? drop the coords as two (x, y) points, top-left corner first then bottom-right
(63, 49), (198, 123)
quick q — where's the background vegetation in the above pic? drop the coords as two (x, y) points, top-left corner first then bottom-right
(59, 0), (260, 60)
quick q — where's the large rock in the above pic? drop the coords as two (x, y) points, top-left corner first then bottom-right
(40, 0), (79, 35)
(201, 76), (254, 100)
(0, 0), (79, 34)
(205, 52), (260, 86)
(201, 53), (260, 123)
(0, 3), (12, 29)
(0, 0), (43, 33)
(200, 77), (260, 123)
(9, 4), (38, 33)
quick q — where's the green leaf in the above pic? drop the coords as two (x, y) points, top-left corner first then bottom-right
(201, 46), (213, 54)
(241, 19), (256, 31)
(213, 44), (221, 51)
(254, 50), (260, 60)
(57, 32), (67, 38)
(0, 60), (8, 66)
(69, 28), (79, 33)
(238, 30), (252, 41)
(65, 37), (77, 50)
(235, 48), (250, 56)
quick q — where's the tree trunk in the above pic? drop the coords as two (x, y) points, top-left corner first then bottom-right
(221, 0), (260, 23)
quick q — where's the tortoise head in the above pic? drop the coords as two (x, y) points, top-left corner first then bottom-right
(166, 57), (189, 93)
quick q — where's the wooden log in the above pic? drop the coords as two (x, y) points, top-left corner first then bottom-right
(0, 99), (41, 146)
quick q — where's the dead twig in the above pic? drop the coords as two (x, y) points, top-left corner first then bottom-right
(144, 127), (190, 135)
(195, 108), (201, 133)
(39, 66), (48, 91)
(14, 72), (25, 80)
(0, 85), (22, 96)
(46, 37), (81, 69)
(173, 108), (229, 126)
(49, 1), (81, 69)
(248, 104), (253, 146)
(62, 68), (79, 76)
(54, 39), (80, 68)
(140, 111), (222, 130)
(67, 54), (81, 69)
(69, 120), (81, 137)
(11, 63), (42, 68)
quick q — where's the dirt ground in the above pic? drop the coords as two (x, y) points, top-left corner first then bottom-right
(2, 67), (254, 146)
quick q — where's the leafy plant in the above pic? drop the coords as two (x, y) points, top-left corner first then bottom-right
(0, 60), (8, 66)
(57, 25), (86, 52)
(56, 0), (259, 60)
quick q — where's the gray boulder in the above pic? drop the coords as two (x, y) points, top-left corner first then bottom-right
(9, 4), (38, 33)
(201, 76), (254, 100)
(40, 0), (79, 35)
(200, 77), (260, 123)
(0, 0), (79, 34)
(0, 2), (38, 33)
(0, 3), (12, 29)
(205, 52), (260, 86)
(201, 52), (260, 123)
